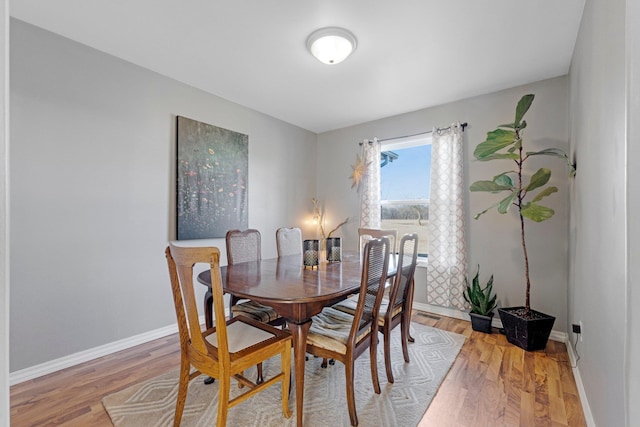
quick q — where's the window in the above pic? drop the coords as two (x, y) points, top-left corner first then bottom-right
(380, 134), (431, 257)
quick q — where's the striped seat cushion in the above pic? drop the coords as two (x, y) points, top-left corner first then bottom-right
(231, 300), (280, 323)
(331, 296), (358, 315)
(307, 307), (371, 354)
(333, 296), (403, 326)
(376, 300), (404, 325)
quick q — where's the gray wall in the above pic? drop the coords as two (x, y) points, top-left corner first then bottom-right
(1, 0), (9, 424)
(568, 0), (634, 425)
(9, 20), (317, 371)
(627, 1), (640, 425)
(317, 77), (570, 330)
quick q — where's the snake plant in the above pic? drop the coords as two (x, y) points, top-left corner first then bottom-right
(463, 267), (497, 316)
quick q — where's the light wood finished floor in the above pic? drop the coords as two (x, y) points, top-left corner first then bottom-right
(10, 312), (587, 426)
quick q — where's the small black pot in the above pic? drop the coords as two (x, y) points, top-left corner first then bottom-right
(498, 307), (555, 351)
(469, 312), (494, 334)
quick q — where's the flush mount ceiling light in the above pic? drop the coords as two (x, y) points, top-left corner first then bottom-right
(306, 27), (357, 65)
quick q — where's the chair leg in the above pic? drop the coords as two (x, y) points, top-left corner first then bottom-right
(174, 357), (190, 427)
(204, 290), (213, 329)
(257, 363), (264, 384)
(321, 357), (335, 367)
(281, 345), (293, 419)
(203, 291), (217, 388)
(383, 327), (394, 384)
(345, 361), (358, 427)
(407, 282), (416, 343)
(369, 334), (381, 394)
(217, 375), (231, 427)
(400, 317), (411, 363)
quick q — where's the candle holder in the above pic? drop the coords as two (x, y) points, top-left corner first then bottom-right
(303, 239), (319, 269)
(326, 237), (341, 262)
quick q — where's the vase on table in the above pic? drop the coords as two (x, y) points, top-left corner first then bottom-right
(326, 237), (341, 262)
(303, 239), (319, 269)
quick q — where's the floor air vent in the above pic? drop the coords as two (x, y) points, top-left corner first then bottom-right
(415, 311), (441, 320)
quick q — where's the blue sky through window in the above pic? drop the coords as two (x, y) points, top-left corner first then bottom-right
(380, 145), (431, 200)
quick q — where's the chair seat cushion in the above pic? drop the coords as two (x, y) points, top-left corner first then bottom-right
(331, 296), (358, 315)
(232, 300), (281, 323)
(307, 307), (370, 354)
(376, 300), (404, 324)
(333, 297), (402, 326)
(205, 319), (277, 353)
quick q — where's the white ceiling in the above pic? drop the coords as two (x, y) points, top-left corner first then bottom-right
(11, 1), (585, 134)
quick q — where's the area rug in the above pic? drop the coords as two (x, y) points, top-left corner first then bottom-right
(103, 323), (465, 426)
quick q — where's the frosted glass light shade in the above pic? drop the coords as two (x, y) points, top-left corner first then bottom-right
(306, 27), (357, 65)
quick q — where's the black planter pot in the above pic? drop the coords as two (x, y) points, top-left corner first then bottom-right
(498, 307), (555, 351)
(469, 312), (494, 334)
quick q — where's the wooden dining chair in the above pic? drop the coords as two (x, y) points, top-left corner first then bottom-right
(226, 229), (285, 383)
(377, 233), (418, 383)
(305, 237), (391, 426)
(322, 227), (396, 371)
(276, 227), (303, 257)
(203, 229), (282, 325)
(333, 233), (419, 383)
(165, 244), (292, 427)
(358, 227), (398, 255)
(226, 229), (283, 325)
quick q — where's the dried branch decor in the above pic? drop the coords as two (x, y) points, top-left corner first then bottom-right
(311, 198), (349, 239)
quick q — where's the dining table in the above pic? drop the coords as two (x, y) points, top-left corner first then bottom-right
(197, 250), (397, 427)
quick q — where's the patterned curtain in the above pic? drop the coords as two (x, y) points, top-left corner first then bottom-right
(359, 138), (381, 229)
(427, 123), (468, 309)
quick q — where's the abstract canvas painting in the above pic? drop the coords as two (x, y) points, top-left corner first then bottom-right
(176, 116), (248, 239)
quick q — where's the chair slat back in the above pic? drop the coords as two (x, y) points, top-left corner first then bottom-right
(358, 228), (398, 255)
(166, 245), (229, 359)
(276, 227), (303, 257)
(226, 229), (261, 265)
(388, 234), (419, 310)
(350, 237), (390, 341)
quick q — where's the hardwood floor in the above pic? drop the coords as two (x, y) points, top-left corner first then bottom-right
(10, 312), (587, 426)
(415, 312), (586, 427)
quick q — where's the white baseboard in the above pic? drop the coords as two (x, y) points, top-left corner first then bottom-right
(413, 301), (469, 321)
(565, 336), (596, 427)
(412, 302), (567, 343)
(9, 316), (204, 386)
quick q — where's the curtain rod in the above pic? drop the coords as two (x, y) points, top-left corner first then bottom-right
(359, 122), (468, 145)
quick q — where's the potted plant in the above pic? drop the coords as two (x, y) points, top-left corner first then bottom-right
(463, 266), (497, 334)
(470, 94), (574, 351)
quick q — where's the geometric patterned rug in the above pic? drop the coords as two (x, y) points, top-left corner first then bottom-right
(102, 323), (465, 427)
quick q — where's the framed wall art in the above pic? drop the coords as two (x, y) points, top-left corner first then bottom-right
(176, 116), (248, 239)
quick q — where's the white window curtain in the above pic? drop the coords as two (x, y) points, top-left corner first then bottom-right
(359, 138), (381, 229)
(427, 123), (468, 309)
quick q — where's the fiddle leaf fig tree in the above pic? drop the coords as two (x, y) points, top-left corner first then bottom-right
(470, 94), (574, 315)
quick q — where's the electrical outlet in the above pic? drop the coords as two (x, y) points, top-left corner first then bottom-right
(579, 321), (583, 342)
(572, 322), (584, 342)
